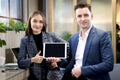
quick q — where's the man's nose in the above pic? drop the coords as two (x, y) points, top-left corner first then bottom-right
(81, 16), (85, 20)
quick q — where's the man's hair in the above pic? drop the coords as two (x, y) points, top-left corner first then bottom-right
(74, 2), (91, 12)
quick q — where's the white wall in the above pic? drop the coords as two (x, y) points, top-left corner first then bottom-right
(0, 31), (25, 61)
(0, 33), (6, 57)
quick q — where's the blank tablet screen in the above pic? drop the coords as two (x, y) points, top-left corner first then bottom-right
(43, 42), (67, 59)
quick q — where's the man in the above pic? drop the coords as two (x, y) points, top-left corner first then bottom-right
(62, 2), (114, 80)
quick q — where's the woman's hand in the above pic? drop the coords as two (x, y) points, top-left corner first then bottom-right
(31, 51), (43, 63)
(46, 57), (61, 63)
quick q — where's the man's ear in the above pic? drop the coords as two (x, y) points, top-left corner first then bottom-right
(91, 13), (93, 19)
(74, 15), (77, 23)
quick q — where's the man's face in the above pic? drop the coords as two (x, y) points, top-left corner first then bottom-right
(75, 7), (93, 30)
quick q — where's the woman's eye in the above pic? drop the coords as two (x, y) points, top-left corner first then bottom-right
(33, 20), (37, 23)
(39, 20), (44, 23)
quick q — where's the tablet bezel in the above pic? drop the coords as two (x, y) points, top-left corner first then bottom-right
(43, 42), (67, 59)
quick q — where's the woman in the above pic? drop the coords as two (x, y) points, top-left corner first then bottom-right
(18, 10), (66, 80)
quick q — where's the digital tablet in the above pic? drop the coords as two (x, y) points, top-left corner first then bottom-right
(43, 42), (67, 59)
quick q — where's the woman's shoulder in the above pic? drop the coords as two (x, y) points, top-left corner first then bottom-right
(43, 32), (55, 35)
(21, 36), (28, 40)
(21, 36), (31, 42)
(42, 32), (55, 36)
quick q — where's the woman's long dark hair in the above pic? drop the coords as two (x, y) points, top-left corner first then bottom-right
(25, 11), (47, 36)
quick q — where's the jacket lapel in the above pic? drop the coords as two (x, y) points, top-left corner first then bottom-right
(73, 33), (79, 58)
(82, 26), (95, 66)
(42, 32), (53, 42)
(42, 32), (48, 42)
(27, 36), (38, 55)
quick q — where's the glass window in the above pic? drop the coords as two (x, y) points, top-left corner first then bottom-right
(91, 0), (112, 31)
(0, 18), (9, 23)
(10, 0), (22, 19)
(0, 0), (9, 17)
(0, 0), (22, 23)
(53, 0), (74, 35)
(77, 0), (87, 3)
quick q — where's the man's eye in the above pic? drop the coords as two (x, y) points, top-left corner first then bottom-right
(84, 14), (89, 17)
(78, 15), (82, 18)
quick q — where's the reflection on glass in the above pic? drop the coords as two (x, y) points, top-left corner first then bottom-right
(116, 0), (120, 23)
(91, 0), (112, 32)
(0, 18), (9, 23)
(10, 0), (22, 19)
(54, 0), (74, 35)
(0, 0), (9, 17)
(77, 0), (87, 3)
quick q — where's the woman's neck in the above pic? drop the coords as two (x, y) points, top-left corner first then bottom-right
(33, 31), (41, 35)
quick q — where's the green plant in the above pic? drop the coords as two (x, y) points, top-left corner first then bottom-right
(3, 18), (27, 32)
(7, 18), (27, 32)
(0, 22), (6, 47)
(0, 19), (26, 47)
(116, 51), (120, 63)
(61, 31), (72, 42)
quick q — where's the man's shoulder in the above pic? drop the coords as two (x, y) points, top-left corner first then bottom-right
(70, 32), (79, 39)
(93, 26), (108, 35)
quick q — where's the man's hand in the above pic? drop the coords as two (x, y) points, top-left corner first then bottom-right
(71, 67), (82, 78)
(31, 51), (43, 63)
(46, 57), (61, 69)
(50, 62), (58, 68)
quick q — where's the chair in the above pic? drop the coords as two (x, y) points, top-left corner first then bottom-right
(10, 48), (19, 60)
(109, 64), (120, 80)
(6, 48), (19, 63)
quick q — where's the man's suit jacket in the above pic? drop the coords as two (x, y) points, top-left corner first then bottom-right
(65, 26), (114, 80)
(18, 32), (66, 80)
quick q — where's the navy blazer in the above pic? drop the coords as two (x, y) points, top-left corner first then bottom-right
(18, 32), (66, 80)
(65, 26), (114, 80)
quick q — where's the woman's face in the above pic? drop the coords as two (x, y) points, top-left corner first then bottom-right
(31, 14), (44, 34)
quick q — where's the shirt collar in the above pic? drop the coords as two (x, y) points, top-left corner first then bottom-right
(79, 25), (92, 37)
